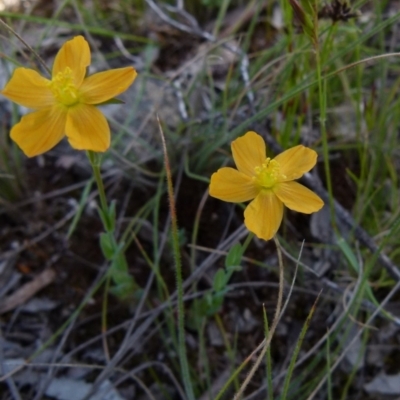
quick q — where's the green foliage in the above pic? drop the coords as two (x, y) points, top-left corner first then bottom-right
(289, 0), (315, 41)
(200, 0), (224, 6)
(86, 151), (139, 300)
(2, 0), (400, 398)
(189, 243), (243, 329)
(98, 205), (138, 299)
(108, 251), (138, 299)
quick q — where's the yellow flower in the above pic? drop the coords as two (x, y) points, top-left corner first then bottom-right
(1, 36), (137, 157)
(209, 131), (324, 241)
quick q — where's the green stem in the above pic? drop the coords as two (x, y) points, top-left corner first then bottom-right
(160, 130), (195, 399)
(242, 232), (254, 253)
(87, 151), (136, 299)
(233, 235), (285, 399)
(314, 26), (336, 230)
(87, 151), (108, 215)
(87, 150), (112, 352)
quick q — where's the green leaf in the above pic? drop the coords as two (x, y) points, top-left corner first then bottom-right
(108, 200), (116, 232)
(206, 293), (224, 316)
(109, 278), (137, 299)
(213, 268), (227, 292)
(288, 0), (315, 41)
(225, 243), (243, 268)
(300, 0), (315, 16)
(337, 236), (359, 273)
(110, 253), (129, 279)
(95, 98), (125, 106)
(98, 208), (112, 232)
(100, 233), (114, 260)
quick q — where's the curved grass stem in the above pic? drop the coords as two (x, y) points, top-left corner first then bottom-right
(313, 19), (336, 231)
(158, 118), (195, 400)
(233, 236), (284, 399)
(211, 235), (286, 400)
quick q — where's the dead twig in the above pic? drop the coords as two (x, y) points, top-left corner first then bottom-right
(0, 269), (56, 314)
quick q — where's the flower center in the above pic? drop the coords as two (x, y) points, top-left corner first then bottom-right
(253, 158), (283, 189)
(48, 67), (80, 106)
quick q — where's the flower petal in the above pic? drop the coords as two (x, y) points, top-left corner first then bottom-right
(232, 131), (266, 177)
(79, 67), (137, 104)
(209, 167), (258, 202)
(274, 145), (318, 181)
(65, 104), (110, 152)
(274, 181), (324, 213)
(244, 191), (283, 241)
(10, 106), (66, 157)
(1, 68), (53, 109)
(53, 36), (90, 87)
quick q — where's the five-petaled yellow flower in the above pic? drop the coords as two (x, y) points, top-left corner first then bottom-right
(1, 36), (137, 157)
(209, 131), (324, 241)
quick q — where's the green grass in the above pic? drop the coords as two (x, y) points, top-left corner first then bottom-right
(1, 0), (400, 399)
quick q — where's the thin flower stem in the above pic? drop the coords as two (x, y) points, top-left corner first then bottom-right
(87, 150), (113, 363)
(87, 151), (137, 301)
(241, 232), (254, 253)
(233, 235), (285, 399)
(102, 274), (111, 362)
(87, 151), (108, 216)
(158, 118), (195, 400)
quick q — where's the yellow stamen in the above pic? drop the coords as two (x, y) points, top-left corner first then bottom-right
(48, 67), (79, 106)
(253, 158), (282, 189)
